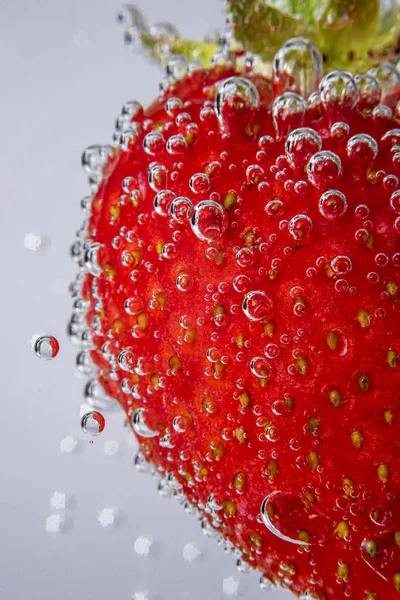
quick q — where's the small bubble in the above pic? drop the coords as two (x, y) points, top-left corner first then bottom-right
(143, 131), (164, 155)
(34, 335), (59, 360)
(236, 247), (254, 268)
(319, 190), (347, 220)
(191, 201), (228, 242)
(288, 214), (313, 243)
(265, 344), (280, 359)
(354, 73), (382, 112)
(81, 411), (105, 436)
(347, 134), (378, 163)
(285, 128), (322, 168)
(250, 356), (272, 379)
(233, 274), (251, 293)
(331, 255), (352, 275)
(273, 93), (307, 138)
(375, 253), (389, 267)
(320, 71), (358, 114)
(154, 189), (175, 216)
(307, 151), (342, 189)
(390, 190), (400, 213)
(243, 291), (273, 322)
(118, 349), (137, 372)
(215, 77), (259, 126)
(84, 242), (103, 277)
(368, 62), (400, 107)
(176, 272), (193, 292)
(166, 134), (188, 154)
(190, 173), (210, 194)
(132, 407), (158, 438)
(170, 196), (194, 223)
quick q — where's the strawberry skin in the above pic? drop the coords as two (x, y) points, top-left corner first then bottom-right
(74, 64), (400, 599)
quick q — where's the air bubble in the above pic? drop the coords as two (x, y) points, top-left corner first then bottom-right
(117, 349), (137, 372)
(170, 197), (194, 223)
(236, 248), (254, 268)
(390, 190), (400, 213)
(285, 128), (322, 168)
(243, 291), (274, 322)
(215, 77), (259, 126)
(143, 131), (164, 155)
(81, 411), (105, 436)
(347, 134), (378, 163)
(34, 335), (59, 360)
(331, 255), (352, 275)
(354, 74), (382, 112)
(288, 214), (313, 243)
(166, 134), (187, 154)
(319, 190), (347, 220)
(233, 274), (251, 293)
(81, 145), (112, 178)
(261, 490), (332, 546)
(368, 62), (400, 108)
(307, 151), (342, 189)
(84, 379), (116, 411)
(320, 71), (358, 114)
(176, 272), (193, 292)
(148, 164), (168, 192)
(84, 242), (103, 277)
(273, 37), (323, 98)
(265, 344), (280, 359)
(190, 173), (210, 194)
(273, 93), (307, 138)
(191, 201), (228, 242)
(132, 407), (159, 438)
(250, 357), (272, 379)
(154, 189), (175, 216)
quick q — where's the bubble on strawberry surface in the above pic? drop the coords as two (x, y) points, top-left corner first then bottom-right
(148, 163), (168, 191)
(176, 271), (193, 292)
(191, 200), (228, 242)
(319, 190), (348, 220)
(154, 189), (175, 216)
(81, 410), (105, 436)
(273, 37), (323, 98)
(347, 134), (378, 163)
(285, 128), (322, 168)
(117, 349), (137, 372)
(166, 134), (188, 155)
(83, 242), (103, 277)
(236, 247), (254, 268)
(369, 62), (400, 108)
(189, 172), (210, 194)
(215, 76), (259, 125)
(261, 491), (332, 546)
(288, 214), (313, 243)
(272, 93), (307, 138)
(307, 151), (342, 189)
(354, 73), (382, 112)
(250, 357), (272, 379)
(320, 70), (358, 118)
(81, 144), (113, 182)
(170, 196), (194, 223)
(143, 131), (164, 155)
(331, 255), (352, 275)
(390, 190), (400, 213)
(242, 290), (273, 322)
(132, 407), (158, 438)
(34, 335), (59, 360)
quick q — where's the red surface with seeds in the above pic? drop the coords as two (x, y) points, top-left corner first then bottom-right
(81, 66), (400, 599)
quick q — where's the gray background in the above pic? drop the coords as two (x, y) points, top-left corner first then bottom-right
(0, 1), (291, 598)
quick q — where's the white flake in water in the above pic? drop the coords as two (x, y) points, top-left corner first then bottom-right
(50, 491), (66, 510)
(104, 440), (119, 456)
(98, 508), (115, 528)
(223, 577), (239, 596)
(60, 436), (78, 453)
(183, 542), (201, 563)
(134, 535), (153, 556)
(46, 514), (62, 533)
(73, 30), (89, 49)
(24, 232), (50, 252)
(132, 593), (148, 600)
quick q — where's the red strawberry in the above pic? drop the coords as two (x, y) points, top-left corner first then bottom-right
(70, 12), (400, 600)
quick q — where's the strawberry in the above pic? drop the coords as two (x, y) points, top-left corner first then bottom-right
(70, 2), (400, 599)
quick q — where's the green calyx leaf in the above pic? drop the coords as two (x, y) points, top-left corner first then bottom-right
(227, 0), (400, 71)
